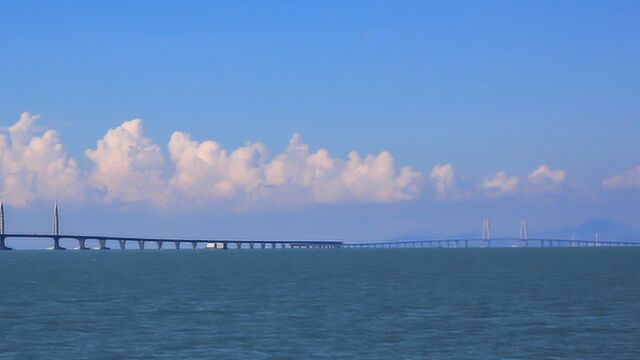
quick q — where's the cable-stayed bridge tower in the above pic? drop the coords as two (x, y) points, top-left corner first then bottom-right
(481, 219), (491, 248)
(518, 220), (528, 247)
(51, 202), (65, 250)
(0, 200), (9, 250)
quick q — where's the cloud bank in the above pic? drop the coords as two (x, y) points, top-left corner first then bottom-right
(2, 112), (635, 208)
(0, 114), (417, 208)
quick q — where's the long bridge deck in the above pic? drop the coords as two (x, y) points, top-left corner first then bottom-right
(0, 233), (343, 250)
(1, 234), (638, 250)
(2, 203), (636, 251)
(343, 238), (640, 248)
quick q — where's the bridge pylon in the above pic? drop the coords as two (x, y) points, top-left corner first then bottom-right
(0, 201), (11, 250)
(51, 202), (65, 250)
(481, 219), (491, 248)
(518, 220), (528, 247)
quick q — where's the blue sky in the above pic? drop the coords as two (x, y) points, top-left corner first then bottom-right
(1, 1), (639, 242)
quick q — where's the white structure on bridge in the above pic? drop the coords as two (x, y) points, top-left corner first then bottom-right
(517, 220), (529, 247)
(0, 200), (5, 236)
(0, 200), (8, 250)
(481, 219), (491, 247)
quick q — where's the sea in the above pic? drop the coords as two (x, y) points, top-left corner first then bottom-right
(1, 249), (639, 359)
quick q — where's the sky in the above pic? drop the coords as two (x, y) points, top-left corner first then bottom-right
(1, 1), (639, 243)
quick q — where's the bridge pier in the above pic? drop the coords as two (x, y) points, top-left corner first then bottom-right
(174, 241), (181, 250)
(98, 239), (110, 250)
(119, 240), (126, 250)
(156, 241), (163, 250)
(0, 235), (11, 250)
(138, 240), (145, 250)
(191, 241), (197, 250)
(249, 243), (254, 249)
(76, 238), (90, 250)
(52, 236), (65, 250)
(236, 242), (241, 249)
(261, 243), (266, 249)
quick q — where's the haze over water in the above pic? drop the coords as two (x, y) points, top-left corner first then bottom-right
(1, 249), (639, 359)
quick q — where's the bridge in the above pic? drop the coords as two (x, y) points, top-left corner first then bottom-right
(0, 203), (637, 250)
(0, 202), (342, 250)
(342, 238), (640, 248)
(343, 220), (638, 248)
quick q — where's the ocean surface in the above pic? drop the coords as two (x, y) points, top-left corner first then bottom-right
(1, 249), (639, 359)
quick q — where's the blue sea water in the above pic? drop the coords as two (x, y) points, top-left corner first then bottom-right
(1, 249), (639, 359)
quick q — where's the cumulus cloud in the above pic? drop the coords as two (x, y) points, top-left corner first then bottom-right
(0, 112), (84, 206)
(168, 131), (267, 200)
(429, 164), (471, 200)
(169, 132), (421, 204)
(526, 164), (566, 194)
(430, 164), (455, 198)
(482, 171), (518, 197)
(85, 119), (171, 205)
(602, 165), (640, 189)
(0, 113), (583, 208)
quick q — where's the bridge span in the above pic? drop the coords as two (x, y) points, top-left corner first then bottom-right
(342, 238), (640, 248)
(0, 233), (342, 250)
(0, 203), (637, 250)
(0, 202), (342, 250)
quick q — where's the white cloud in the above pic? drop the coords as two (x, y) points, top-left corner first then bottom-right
(0, 112), (84, 206)
(430, 164), (455, 198)
(169, 132), (421, 204)
(526, 164), (566, 194)
(168, 131), (267, 200)
(602, 165), (640, 189)
(85, 119), (171, 205)
(482, 171), (518, 197)
(429, 163), (471, 200)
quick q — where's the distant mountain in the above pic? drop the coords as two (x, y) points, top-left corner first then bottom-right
(542, 219), (640, 242)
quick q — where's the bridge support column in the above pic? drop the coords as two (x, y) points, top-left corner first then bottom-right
(174, 241), (181, 250)
(464, 240), (469, 248)
(138, 240), (145, 250)
(191, 241), (197, 250)
(0, 235), (11, 250)
(76, 238), (90, 250)
(236, 242), (241, 249)
(249, 243), (254, 249)
(261, 243), (266, 249)
(98, 239), (110, 250)
(156, 241), (163, 250)
(52, 236), (65, 250)
(119, 240), (126, 250)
